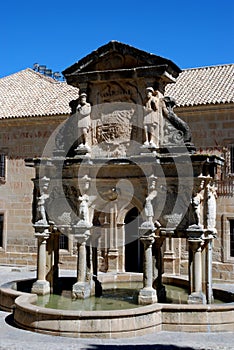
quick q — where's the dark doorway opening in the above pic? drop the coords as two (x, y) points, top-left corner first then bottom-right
(124, 207), (143, 272)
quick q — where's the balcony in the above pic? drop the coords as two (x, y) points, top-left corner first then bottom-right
(215, 178), (234, 197)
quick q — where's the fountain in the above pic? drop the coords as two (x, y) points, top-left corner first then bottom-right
(1, 42), (234, 337)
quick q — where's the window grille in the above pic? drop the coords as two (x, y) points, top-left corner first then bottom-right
(230, 220), (234, 258)
(230, 146), (234, 174)
(59, 233), (68, 250)
(0, 155), (5, 179)
(0, 214), (4, 247)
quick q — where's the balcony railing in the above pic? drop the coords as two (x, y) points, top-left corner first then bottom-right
(215, 179), (234, 197)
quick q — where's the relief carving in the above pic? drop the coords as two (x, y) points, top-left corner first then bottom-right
(162, 96), (192, 146)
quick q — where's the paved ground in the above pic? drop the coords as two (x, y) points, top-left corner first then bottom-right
(0, 266), (233, 350)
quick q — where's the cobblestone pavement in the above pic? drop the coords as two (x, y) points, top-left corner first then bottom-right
(0, 266), (233, 350)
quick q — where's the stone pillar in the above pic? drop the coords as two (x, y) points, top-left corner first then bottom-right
(117, 223), (125, 273)
(203, 234), (214, 304)
(138, 235), (157, 305)
(31, 231), (50, 295)
(162, 230), (176, 275)
(206, 237), (214, 304)
(72, 232), (91, 299)
(188, 237), (206, 304)
(45, 230), (60, 294)
(107, 206), (119, 272)
(153, 236), (166, 302)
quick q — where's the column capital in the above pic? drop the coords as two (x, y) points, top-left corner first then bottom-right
(75, 232), (90, 245)
(34, 226), (50, 240)
(140, 234), (155, 247)
(188, 238), (204, 252)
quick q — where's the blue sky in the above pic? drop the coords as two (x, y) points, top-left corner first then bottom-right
(1, 0), (233, 78)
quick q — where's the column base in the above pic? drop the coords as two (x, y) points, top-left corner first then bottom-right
(72, 282), (92, 299)
(31, 280), (50, 295)
(188, 291), (206, 304)
(138, 287), (157, 305)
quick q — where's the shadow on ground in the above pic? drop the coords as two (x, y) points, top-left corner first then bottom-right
(89, 346), (197, 350)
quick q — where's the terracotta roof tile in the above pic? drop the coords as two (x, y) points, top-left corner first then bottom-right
(1, 64), (233, 119)
(0, 68), (79, 119)
(165, 64), (234, 107)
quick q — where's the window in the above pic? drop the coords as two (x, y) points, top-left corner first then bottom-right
(230, 146), (234, 174)
(230, 220), (234, 257)
(0, 214), (4, 247)
(0, 154), (5, 181)
(59, 233), (68, 250)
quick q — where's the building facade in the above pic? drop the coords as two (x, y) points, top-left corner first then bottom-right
(0, 43), (233, 281)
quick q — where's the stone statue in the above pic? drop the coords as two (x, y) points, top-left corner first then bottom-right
(143, 87), (160, 148)
(77, 175), (92, 227)
(206, 182), (217, 231)
(76, 93), (91, 150)
(78, 194), (90, 226)
(191, 178), (205, 228)
(35, 177), (50, 226)
(142, 175), (161, 230)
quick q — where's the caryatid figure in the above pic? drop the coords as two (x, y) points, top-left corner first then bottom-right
(144, 175), (161, 229)
(143, 87), (160, 148)
(76, 93), (91, 149)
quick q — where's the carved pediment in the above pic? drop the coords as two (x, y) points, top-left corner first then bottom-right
(63, 41), (181, 78)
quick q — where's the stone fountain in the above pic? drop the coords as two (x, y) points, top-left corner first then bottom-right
(1, 42), (233, 338)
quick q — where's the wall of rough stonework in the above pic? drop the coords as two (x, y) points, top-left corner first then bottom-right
(0, 116), (72, 266)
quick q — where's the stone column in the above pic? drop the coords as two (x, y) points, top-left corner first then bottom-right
(117, 223), (125, 273)
(107, 206), (119, 272)
(153, 236), (166, 302)
(203, 233), (214, 304)
(188, 237), (206, 304)
(138, 235), (157, 305)
(162, 229), (176, 275)
(206, 237), (214, 304)
(72, 231), (91, 299)
(31, 231), (50, 295)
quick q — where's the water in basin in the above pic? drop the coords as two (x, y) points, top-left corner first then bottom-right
(36, 283), (224, 310)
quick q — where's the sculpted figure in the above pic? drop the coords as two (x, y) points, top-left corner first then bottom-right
(77, 175), (92, 227)
(78, 193), (90, 226)
(76, 93), (91, 149)
(143, 87), (160, 148)
(206, 182), (217, 231)
(35, 177), (50, 226)
(143, 176), (161, 229)
(191, 178), (205, 227)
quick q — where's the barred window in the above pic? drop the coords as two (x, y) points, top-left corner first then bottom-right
(230, 146), (234, 174)
(230, 220), (234, 258)
(0, 214), (4, 247)
(0, 154), (5, 179)
(59, 233), (68, 250)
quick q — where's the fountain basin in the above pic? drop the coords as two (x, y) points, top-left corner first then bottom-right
(1, 274), (234, 338)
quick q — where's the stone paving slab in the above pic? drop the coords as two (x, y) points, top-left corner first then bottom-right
(0, 266), (233, 350)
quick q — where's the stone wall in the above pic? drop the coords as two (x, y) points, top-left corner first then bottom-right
(174, 104), (234, 280)
(0, 116), (75, 266)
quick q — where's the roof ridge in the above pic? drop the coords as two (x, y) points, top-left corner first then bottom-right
(0, 68), (65, 85)
(182, 63), (234, 72)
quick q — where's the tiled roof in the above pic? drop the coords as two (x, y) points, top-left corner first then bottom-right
(165, 64), (234, 107)
(0, 68), (79, 119)
(0, 64), (233, 119)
